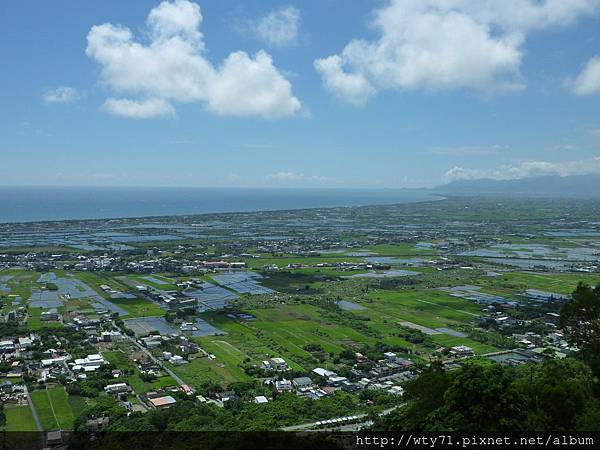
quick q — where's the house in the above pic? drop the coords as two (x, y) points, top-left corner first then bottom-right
(275, 379), (293, 391)
(46, 430), (62, 446)
(216, 391), (237, 402)
(312, 367), (336, 378)
(388, 386), (404, 396)
(545, 312), (561, 325)
(87, 417), (110, 432)
(149, 395), (177, 408)
(449, 345), (474, 358)
(262, 357), (288, 371)
(104, 383), (131, 395)
(0, 340), (15, 353)
(327, 376), (348, 387)
(292, 377), (312, 389)
(101, 331), (122, 342)
(525, 289), (567, 302)
(18, 337), (32, 349)
(141, 336), (161, 349)
(71, 354), (105, 372)
(41, 356), (68, 367)
(41, 309), (59, 321)
(383, 352), (397, 361)
(270, 357), (288, 371)
(254, 395), (269, 404)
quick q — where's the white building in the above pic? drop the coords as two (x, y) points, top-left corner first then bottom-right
(312, 367), (336, 378)
(72, 354), (105, 372)
(104, 383), (131, 394)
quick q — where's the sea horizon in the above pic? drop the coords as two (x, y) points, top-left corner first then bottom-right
(0, 185), (442, 224)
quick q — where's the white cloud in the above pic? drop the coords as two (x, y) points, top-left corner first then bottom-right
(444, 156), (600, 181)
(266, 171), (329, 183)
(550, 143), (577, 151)
(431, 144), (508, 156)
(588, 127), (600, 136)
(316, 0), (599, 105)
(571, 56), (600, 95)
(314, 55), (376, 106)
(43, 86), (79, 104)
(207, 50), (301, 117)
(102, 98), (175, 119)
(253, 6), (300, 47)
(86, 0), (301, 119)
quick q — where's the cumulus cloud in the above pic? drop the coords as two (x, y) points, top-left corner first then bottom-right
(571, 56), (600, 95)
(431, 144), (508, 156)
(253, 5), (300, 47)
(588, 128), (600, 136)
(266, 171), (329, 183)
(102, 98), (175, 119)
(86, 0), (301, 119)
(550, 143), (577, 151)
(444, 156), (600, 181)
(316, 0), (599, 105)
(43, 86), (79, 104)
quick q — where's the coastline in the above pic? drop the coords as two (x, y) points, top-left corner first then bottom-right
(0, 186), (444, 224)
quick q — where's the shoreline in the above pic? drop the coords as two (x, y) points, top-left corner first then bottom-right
(0, 188), (444, 225)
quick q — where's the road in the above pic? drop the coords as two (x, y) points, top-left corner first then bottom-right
(121, 330), (190, 390)
(280, 405), (399, 431)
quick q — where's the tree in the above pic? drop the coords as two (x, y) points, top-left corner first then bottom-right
(560, 283), (600, 380)
(372, 358), (600, 432)
(374, 361), (449, 431)
(432, 364), (526, 432)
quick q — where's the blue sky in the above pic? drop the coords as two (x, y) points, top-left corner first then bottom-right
(1, 0), (600, 188)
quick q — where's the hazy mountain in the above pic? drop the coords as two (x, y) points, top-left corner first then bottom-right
(433, 174), (600, 197)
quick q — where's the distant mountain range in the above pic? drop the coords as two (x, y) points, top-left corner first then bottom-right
(432, 173), (600, 197)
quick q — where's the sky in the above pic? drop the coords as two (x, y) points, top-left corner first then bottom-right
(1, 0), (600, 188)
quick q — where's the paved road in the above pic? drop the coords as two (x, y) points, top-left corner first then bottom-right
(121, 330), (190, 390)
(281, 406), (399, 431)
(24, 385), (43, 432)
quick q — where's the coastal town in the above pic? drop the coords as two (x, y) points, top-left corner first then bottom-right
(0, 197), (598, 442)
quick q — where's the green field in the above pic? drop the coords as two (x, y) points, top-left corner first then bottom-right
(363, 290), (482, 329)
(167, 357), (233, 389)
(127, 274), (179, 291)
(185, 286), (500, 381)
(75, 272), (137, 298)
(68, 395), (94, 419)
(364, 243), (437, 256)
(241, 255), (363, 271)
(3, 405), (39, 431)
(494, 271), (600, 294)
(30, 387), (75, 430)
(27, 308), (63, 330)
(47, 387), (76, 429)
(109, 297), (165, 317)
(195, 304), (377, 374)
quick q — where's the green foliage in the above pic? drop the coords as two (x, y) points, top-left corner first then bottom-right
(82, 392), (371, 431)
(373, 358), (600, 432)
(560, 283), (600, 380)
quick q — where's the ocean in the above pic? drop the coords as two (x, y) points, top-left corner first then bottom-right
(0, 186), (442, 223)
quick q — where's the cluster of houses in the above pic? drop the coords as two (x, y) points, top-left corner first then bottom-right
(0, 380), (27, 404)
(283, 261), (392, 271)
(0, 330), (116, 385)
(125, 259), (246, 275)
(257, 353), (415, 401)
